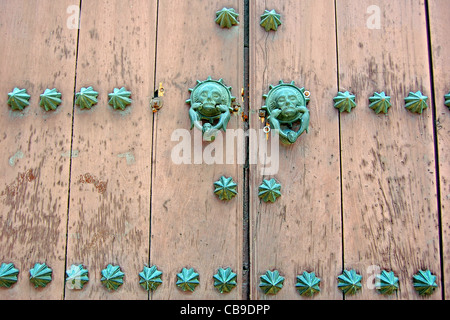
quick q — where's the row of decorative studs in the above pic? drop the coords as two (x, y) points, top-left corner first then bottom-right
(214, 176), (281, 203)
(332, 90), (450, 114)
(7, 87), (450, 114)
(7, 87), (134, 112)
(0, 262), (438, 297)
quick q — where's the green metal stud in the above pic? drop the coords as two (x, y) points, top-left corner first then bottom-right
(176, 268), (200, 292)
(260, 9), (282, 31)
(258, 178), (281, 203)
(65, 265), (89, 290)
(108, 87), (132, 110)
(214, 176), (238, 201)
(445, 91), (450, 109)
(405, 91), (428, 114)
(29, 263), (52, 288)
(262, 80), (310, 145)
(215, 8), (239, 28)
(375, 270), (399, 295)
(139, 265), (163, 292)
(0, 263), (19, 288)
(337, 269), (362, 295)
(186, 77), (235, 141)
(259, 270), (284, 295)
(369, 92), (391, 114)
(101, 264), (125, 291)
(295, 271), (321, 297)
(213, 267), (237, 293)
(7, 88), (30, 111)
(40, 88), (62, 111)
(412, 269), (438, 296)
(75, 86), (98, 110)
(334, 91), (357, 113)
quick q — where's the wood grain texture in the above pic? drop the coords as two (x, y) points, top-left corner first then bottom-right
(0, 0), (77, 299)
(151, 0), (244, 299)
(0, 0), (447, 300)
(337, 0), (441, 299)
(249, 0), (342, 300)
(428, 0), (450, 300)
(64, 0), (157, 299)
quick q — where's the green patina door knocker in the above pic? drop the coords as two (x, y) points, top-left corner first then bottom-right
(261, 80), (310, 145)
(186, 77), (235, 141)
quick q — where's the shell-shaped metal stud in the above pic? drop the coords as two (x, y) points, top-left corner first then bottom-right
(337, 269), (362, 295)
(369, 92), (391, 114)
(295, 271), (321, 297)
(258, 178), (281, 203)
(412, 269), (438, 296)
(215, 8), (239, 28)
(101, 264), (125, 291)
(213, 267), (237, 293)
(0, 263), (19, 288)
(334, 91), (357, 113)
(176, 267), (200, 292)
(8, 88), (30, 111)
(375, 270), (399, 295)
(259, 270), (284, 295)
(139, 265), (163, 292)
(108, 87), (132, 110)
(260, 9), (282, 31)
(75, 86), (98, 110)
(65, 265), (89, 290)
(445, 91), (450, 109)
(29, 263), (52, 288)
(214, 176), (238, 201)
(404, 91), (428, 114)
(40, 88), (62, 111)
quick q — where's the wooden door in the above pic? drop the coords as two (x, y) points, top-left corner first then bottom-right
(0, 0), (78, 299)
(150, 0), (244, 300)
(335, 0), (441, 300)
(0, 0), (448, 301)
(249, 0), (342, 300)
(249, 0), (445, 300)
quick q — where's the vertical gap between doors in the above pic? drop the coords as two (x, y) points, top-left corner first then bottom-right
(63, 0), (83, 300)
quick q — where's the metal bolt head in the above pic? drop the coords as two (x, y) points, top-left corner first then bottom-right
(29, 263), (53, 288)
(213, 267), (237, 293)
(260, 9), (282, 31)
(337, 269), (362, 295)
(139, 265), (163, 292)
(412, 269), (438, 296)
(445, 91), (450, 108)
(66, 264), (89, 290)
(259, 270), (284, 295)
(8, 88), (30, 111)
(0, 263), (19, 288)
(405, 91), (428, 114)
(176, 267), (200, 292)
(101, 264), (125, 291)
(215, 8), (239, 28)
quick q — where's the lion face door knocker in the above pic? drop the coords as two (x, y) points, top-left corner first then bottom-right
(186, 77), (235, 141)
(262, 80), (310, 145)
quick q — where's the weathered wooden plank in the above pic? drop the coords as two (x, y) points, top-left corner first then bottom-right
(249, 0), (342, 299)
(151, 0), (244, 299)
(0, 0), (78, 299)
(64, 0), (157, 299)
(428, 0), (450, 299)
(337, 0), (441, 299)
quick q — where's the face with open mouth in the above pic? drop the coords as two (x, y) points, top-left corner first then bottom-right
(197, 84), (223, 117)
(275, 88), (301, 121)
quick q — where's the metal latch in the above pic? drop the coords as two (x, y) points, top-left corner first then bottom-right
(151, 83), (164, 113)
